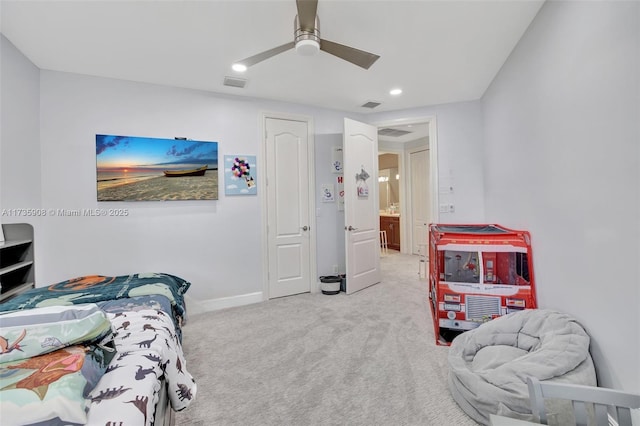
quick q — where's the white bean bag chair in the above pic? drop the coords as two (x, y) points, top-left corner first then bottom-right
(448, 309), (597, 425)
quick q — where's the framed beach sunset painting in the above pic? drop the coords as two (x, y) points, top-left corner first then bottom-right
(96, 134), (218, 201)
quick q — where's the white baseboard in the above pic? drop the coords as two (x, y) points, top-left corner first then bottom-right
(184, 292), (263, 316)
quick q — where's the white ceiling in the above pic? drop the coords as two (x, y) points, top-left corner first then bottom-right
(0, 0), (544, 114)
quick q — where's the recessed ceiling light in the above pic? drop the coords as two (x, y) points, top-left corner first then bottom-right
(390, 88), (402, 96)
(232, 63), (247, 73)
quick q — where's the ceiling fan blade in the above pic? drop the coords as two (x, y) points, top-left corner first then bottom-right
(296, 0), (318, 31)
(235, 42), (296, 67)
(320, 39), (380, 70)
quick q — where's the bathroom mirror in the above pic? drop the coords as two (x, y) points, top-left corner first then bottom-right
(379, 168), (400, 212)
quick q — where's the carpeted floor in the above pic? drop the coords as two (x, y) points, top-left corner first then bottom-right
(175, 252), (478, 425)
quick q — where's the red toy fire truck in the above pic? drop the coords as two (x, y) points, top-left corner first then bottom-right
(428, 224), (537, 345)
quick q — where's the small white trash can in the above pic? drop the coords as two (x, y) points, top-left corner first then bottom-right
(319, 276), (341, 295)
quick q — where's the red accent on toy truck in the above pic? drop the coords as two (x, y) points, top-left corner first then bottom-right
(428, 224), (537, 346)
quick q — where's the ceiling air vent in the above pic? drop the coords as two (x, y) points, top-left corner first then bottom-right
(378, 128), (413, 137)
(361, 101), (381, 109)
(223, 76), (247, 88)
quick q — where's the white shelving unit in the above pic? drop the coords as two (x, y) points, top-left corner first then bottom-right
(0, 223), (35, 302)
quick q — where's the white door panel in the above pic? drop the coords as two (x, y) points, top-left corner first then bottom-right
(266, 118), (311, 299)
(275, 136), (302, 232)
(277, 244), (303, 278)
(344, 118), (381, 294)
(352, 235), (379, 276)
(410, 149), (430, 254)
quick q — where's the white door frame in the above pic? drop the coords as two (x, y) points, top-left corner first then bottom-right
(372, 116), (440, 253)
(259, 111), (318, 300)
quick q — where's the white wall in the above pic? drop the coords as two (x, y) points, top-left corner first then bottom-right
(368, 101), (486, 223)
(18, 67), (486, 311)
(482, 0), (640, 395)
(36, 71), (365, 308)
(0, 35), (41, 223)
(1, 34), (490, 311)
(314, 134), (346, 276)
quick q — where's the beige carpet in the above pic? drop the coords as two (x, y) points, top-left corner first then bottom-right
(175, 252), (478, 425)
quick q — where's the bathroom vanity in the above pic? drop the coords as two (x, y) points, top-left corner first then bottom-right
(379, 213), (400, 251)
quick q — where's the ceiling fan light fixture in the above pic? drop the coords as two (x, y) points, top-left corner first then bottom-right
(294, 14), (321, 56)
(295, 39), (320, 56)
(232, 63), (247, 72)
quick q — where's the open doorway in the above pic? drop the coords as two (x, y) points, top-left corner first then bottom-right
(379, 152), (401, 252)
(375, 117), (438, 266)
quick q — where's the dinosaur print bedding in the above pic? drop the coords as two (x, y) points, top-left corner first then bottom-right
(0, 272), (190, 326)
(0, 304), (117, 425)
(98, 293), (186, 342)
(86, 307), (196, 425)
(0, 304), (113, 364)
(0, 274), (196, 426)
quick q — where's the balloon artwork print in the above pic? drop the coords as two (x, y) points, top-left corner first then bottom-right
(225, 155), (257, 195)
(231, 158), (254, 186)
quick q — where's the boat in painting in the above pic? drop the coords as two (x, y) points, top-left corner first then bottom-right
(163, 165), (208, 177)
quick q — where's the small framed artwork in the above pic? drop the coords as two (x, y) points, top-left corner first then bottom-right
(337, 175), (344, 210)
(331, 147), (343, 173)
(356, 168), (370, 198)
(224, 155), (257, 195)
(321, 184), (335, 202)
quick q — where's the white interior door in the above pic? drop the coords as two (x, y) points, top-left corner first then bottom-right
(410, 148), (430, 254)
(343, 118), (381, 294)
(265, 117), (312, 298)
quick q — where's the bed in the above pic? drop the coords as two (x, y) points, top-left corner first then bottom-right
(0, 272), (197, 426)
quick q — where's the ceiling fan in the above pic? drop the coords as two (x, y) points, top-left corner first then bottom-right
(233, 0), (380, 71)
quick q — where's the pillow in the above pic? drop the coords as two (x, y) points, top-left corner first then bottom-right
(0, 343), (115, 426)
(138, 272), (191, 295)
(0, 304), (112, 364)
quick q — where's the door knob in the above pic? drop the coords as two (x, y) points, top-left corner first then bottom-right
(301, 226), (309, 231)
(347, 226), (358, 231)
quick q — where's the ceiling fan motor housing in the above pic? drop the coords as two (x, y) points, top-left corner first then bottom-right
(294, 15), (320, 56)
